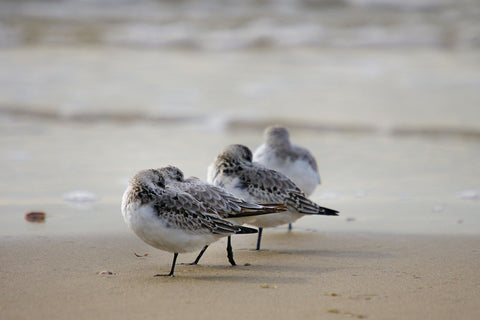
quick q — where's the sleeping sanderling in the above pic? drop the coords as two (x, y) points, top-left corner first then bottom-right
(159, 166), (286, 266)
(121, 168), (260, 277)
(207, 144), (338, 250)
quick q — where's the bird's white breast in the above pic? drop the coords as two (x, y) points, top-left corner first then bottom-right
(253, 147), (320, 196)
(122, 194), (219, 253)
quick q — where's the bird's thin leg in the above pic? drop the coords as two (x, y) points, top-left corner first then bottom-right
(226, 236), (236, 266)
(186, 245), (209, 265)
(154, 253), (178, 277)
(256, 228), (263, 250)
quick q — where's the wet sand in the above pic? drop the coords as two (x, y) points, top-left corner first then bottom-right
(1, 231), (479, 320)
(1, 88), (479, 319)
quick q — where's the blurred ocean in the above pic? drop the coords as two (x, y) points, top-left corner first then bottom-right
(0, 0), (479, 237)
(1, 0), (480, 50)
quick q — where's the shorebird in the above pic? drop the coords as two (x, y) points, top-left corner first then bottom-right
(253, 125), (322, 230)
(253, 125), (321, 196)
(159, 165), (286, 266)
(207, 144), (338, 250)
(121, 168), (262, 277)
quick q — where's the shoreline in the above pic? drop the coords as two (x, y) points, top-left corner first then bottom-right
(1, 231), (479, 320)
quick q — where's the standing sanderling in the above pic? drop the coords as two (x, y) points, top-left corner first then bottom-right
(253, 125), (321, 196)
(207, 144), (339, 250)
(253, 125), (322, 230)
(121, 168), (259, 277)
(159, 166), (286, 266)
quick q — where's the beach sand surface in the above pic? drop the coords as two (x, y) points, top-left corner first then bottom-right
(1, 231), (479, 320)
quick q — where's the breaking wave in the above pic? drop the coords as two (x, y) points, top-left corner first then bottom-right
(0, 0), (479, 50)
(2, 106), (479, 140)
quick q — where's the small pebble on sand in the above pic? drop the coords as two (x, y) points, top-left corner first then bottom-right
(97, 271), (116, 275)
(260, 283), (277, 289)
(25, 211), (46, 223)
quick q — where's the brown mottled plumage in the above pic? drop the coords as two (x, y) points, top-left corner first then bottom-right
(121, 168), (258, 276)
(207, 144), (338, 250)
(159, 166), (286, 265)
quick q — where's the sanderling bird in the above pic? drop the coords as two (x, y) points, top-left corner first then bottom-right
(207, 144), (338, 250)
(160, 166), (286, 266)
(253, 125), (321, 196)
(121, 168), (260, 277)
(253, 125), (322, 230)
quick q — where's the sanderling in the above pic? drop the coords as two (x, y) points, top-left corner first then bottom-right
(253, 125), (322, 230)
(121, 168), (259, 277)
(160, 166), (286, 266)
(207, 144), (338, 250)
(253, 125), (321, 196)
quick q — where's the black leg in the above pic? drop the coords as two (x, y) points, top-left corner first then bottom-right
(288, 223), (292, 231)
(154, 253), (178, 277)
(256, 228), (263, 250)
(226, 236), (236, 266)
(189, 245), (209, 265)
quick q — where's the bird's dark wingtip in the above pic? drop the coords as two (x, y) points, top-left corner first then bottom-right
(237, 226), (258, 234)
(323, 208), (340, 216)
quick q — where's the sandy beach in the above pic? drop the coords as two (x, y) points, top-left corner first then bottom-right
(1, 231), (479, 320)
(1, 0), (480, 319)
(1, 48), (479, 318)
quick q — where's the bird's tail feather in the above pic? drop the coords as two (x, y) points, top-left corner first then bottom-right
(236, 225), (258, 234)
(225, 203), (287, 218)
(212, 219), (258, 235)
(285, 192), (339, 216)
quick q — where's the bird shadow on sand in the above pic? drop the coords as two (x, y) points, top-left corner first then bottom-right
(269, 249), (394, 259)
(137, 261), (341, 284)
(179, 273), (306, 284)
(177, 259), (342, 283)
(235, 243), (394, 260)
(235, 228), (394, 260)
(133, 266), (305, 284)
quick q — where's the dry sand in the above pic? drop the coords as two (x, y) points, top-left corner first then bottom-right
(1, 230), (479, 320)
